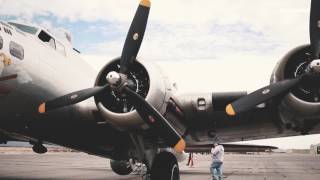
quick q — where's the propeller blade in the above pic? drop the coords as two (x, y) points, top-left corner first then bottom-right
(226, 77), (302, 116)
(38, 84), (109, 114)
(124, 86), (186, 153)
(310, 0), (320, 58)
(120, 0), (151, 74)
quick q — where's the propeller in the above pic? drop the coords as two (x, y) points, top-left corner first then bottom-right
(38, 0), (185, 152)
(38, 84), (109, 114)
(120, 0), (150, 74)
(124, 87), (185, 152)
(310, 0), (320, 59)
(226, 76), (303, 116)
(226, 0), (320, 116)
(38, 0), (150, 113)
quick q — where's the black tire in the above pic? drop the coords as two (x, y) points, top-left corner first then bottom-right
(110, 160), (132, 175)
(32, 144), (47, 154)
(150, 152), (180, 180)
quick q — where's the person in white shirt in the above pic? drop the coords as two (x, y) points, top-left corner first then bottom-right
(210, 143), (224, 180)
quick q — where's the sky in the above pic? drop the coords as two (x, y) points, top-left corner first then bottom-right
(0, 0), (319, 149)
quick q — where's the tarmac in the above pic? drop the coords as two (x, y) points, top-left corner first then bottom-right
(0, 152), (319, 180)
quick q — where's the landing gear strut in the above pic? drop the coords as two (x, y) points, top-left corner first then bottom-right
(129, 135), (180, 180)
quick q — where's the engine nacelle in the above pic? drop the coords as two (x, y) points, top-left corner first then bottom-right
(94, 58), (173, 130)
(272, 45), (320, 122)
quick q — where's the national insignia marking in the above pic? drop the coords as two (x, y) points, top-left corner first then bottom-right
(0, 53), (12, 66)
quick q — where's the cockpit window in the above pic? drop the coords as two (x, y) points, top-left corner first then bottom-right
(38, 30), (56, 49)
(8, 22), (38, 34)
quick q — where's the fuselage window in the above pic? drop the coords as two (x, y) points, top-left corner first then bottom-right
(8, 22), (38, 35)
(0, 22), (13, 30)
(3, 27), (12, 36)
(9, 41), (24, 60)
(0, 36), (3, 49)
(38, 30), (56, 49)
(56, 41), (66, 56)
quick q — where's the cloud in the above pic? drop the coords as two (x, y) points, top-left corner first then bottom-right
(18, 0), (306, 62)
(86, 21), (284, 61)
(0, 0), (310, 44)
(1, 0), (311, 64)
(0, 0), (137, 22)
(0, 0), (312, 63)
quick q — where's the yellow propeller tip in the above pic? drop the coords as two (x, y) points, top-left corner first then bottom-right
(226, 104), (236, 116)
(174, 139), (186, 153)
(38, 103), (46, 114)
(140, 0), (151, 7)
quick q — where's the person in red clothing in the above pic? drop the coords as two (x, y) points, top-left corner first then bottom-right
(186, 153), (194, 167)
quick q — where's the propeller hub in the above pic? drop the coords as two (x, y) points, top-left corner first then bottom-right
(308, 59), (320, 73)
(106, 71), (121, 86)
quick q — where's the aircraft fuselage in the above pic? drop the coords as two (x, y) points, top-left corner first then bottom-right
(0, 21), (130, 159)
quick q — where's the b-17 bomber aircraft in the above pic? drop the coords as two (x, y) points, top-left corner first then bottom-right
(0, 0), (320, 179)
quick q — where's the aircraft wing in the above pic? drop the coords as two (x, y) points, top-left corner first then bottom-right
(176, 91), (320, 144)
(185, 142), (278, 153)
(0, 130), (31, 144)
(0, 131), (20, 144)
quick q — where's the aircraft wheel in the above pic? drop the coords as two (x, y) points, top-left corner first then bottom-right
(150, 152), (180, 180)
(110, 160), (132, 175)
(32, 143), (47, 154)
